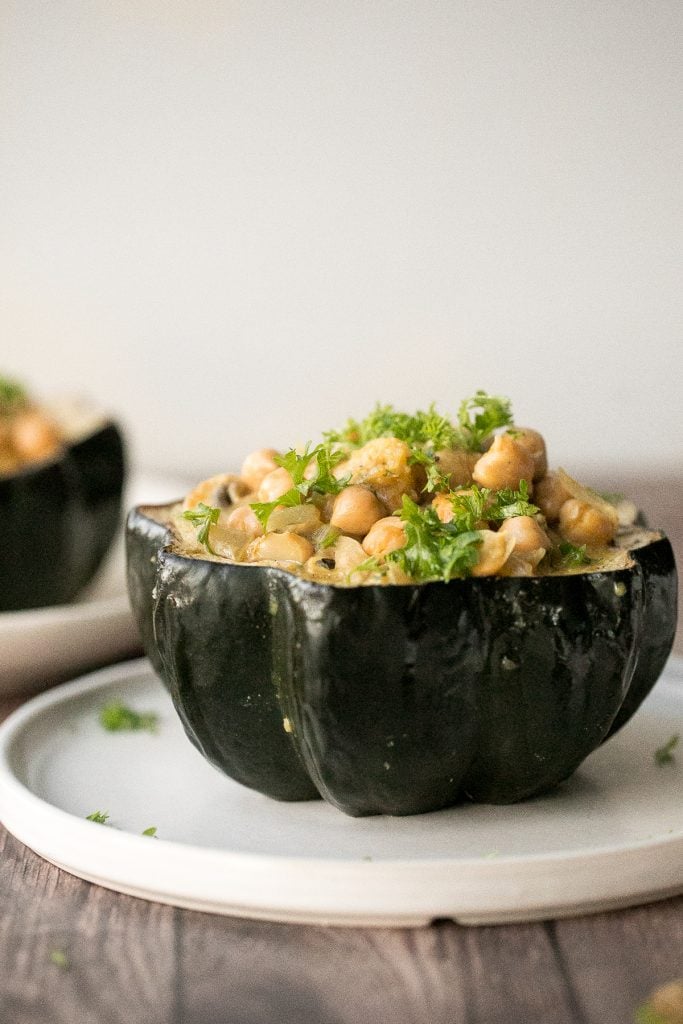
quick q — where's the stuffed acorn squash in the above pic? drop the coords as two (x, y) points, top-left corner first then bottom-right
(126, 392), (677, 817)
(0, 376), (126, 611)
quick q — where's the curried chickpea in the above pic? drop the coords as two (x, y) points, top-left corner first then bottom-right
(257, 467), (294, 502)
(472, 434), (535, 492)
(509, 428), (547, 480)
(534, 471), (571, 522)
(498, 515), (549, 554)
(246, 532), (314, 563)
(470, 530), (515, 577)
(225, 504), (263, 539)
(433, 448), (479, 488)
(432, 492), (454, 524)
(183, 473), (246, 511)
(333, 535), (368, 572)
(330, 486), (385, 536)
(241, 448), (280, 492)
(362, 516), (407, 558)
(558, 499), (617, 547)
(10, 410), (61, 463)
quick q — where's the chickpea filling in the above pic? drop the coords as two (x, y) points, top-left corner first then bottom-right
(173, 392), (655, 585)
(0, 375), (104, 476)
(0, 378), (64, 474)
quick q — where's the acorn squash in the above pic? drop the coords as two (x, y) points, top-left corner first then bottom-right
(0, 421), (126, 611)
(126, 507), (676, 816)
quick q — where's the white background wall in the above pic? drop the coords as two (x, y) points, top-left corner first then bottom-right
(1, 1), (681, 482)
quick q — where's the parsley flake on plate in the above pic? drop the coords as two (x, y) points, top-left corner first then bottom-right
(655, 734), (679, 766)
(99, 701), (159, 734)
(85, 810), (109, 824)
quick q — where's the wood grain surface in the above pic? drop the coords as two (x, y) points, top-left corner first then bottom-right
(0, 474), (681, 1024)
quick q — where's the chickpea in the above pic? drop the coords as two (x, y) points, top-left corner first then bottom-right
(330, 485), (385, 536)
(432, 492), (454, 524)
(10, 410), (60, 463)
(373, 480), (415, 516)
(534, 471), (571, 522)
(241, 448), (280, 492)
(257, 467), (294, 502)
(509, 428), (547, 480)
(225, 505), (263, 539)
(246, 532), (314, 563)
(183, 473), (245, 511)
(470, 530), (515, 577)
(333, 535), (368, 572)
(433, 448), (479, 488)
(472, 434), (535, 492)
(558, 499), (617, 547)
(362, 516), (407, 558)
(498, 515), (549, 554)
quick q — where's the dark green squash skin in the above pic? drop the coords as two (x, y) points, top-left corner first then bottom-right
(605, 538), (677, 737)
(128, 520), (676, 817)
(0, 422), (125, 612)
(126, 503), (177, 680)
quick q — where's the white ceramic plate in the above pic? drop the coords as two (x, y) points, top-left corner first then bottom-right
(1, 657), (681, 927)
(0, 474), (187, 697)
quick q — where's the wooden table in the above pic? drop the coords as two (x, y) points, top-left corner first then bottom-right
(1, 476), (681, 1024)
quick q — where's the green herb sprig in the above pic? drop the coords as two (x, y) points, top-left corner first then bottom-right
(442, 482), (538, 533)
(324, 403), (457, 451)
(408, 448), (454, 494)
(49, 949), (70, 970)
(250, 443), (348, 530)
(557, 542), (592, 567)
(181, 502), (221, 554)
(99, 702), (159, 734)
(454, 391), (513, 451)
(655, 734), (679, 765)
(85, 810), (109, 824)
(325, 401), (468, 451)
(387, 495), (482, 582)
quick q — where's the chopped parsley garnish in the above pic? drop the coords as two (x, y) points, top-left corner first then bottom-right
(454, 391), (513, 451)
(181, 502), (220, 554)
(142, 826), (158, 837)
(325, 403), (459, 450)
(557, 541), (592, 567)
(0, 376), (28, 414)
(325, 392), (513, 456)
(250, 489), (302, 531)
(487, 481), (538, 521)
(49, 949), (70, 970)
(251, 443), (347, 530)
(408, 448), (453, 493)
(99, 701), (159, 734)
(444, 482), (538, 532)
(387, 495), (482, 582)
(85, 810), (109, 824)
(655, 734), (679, 765)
